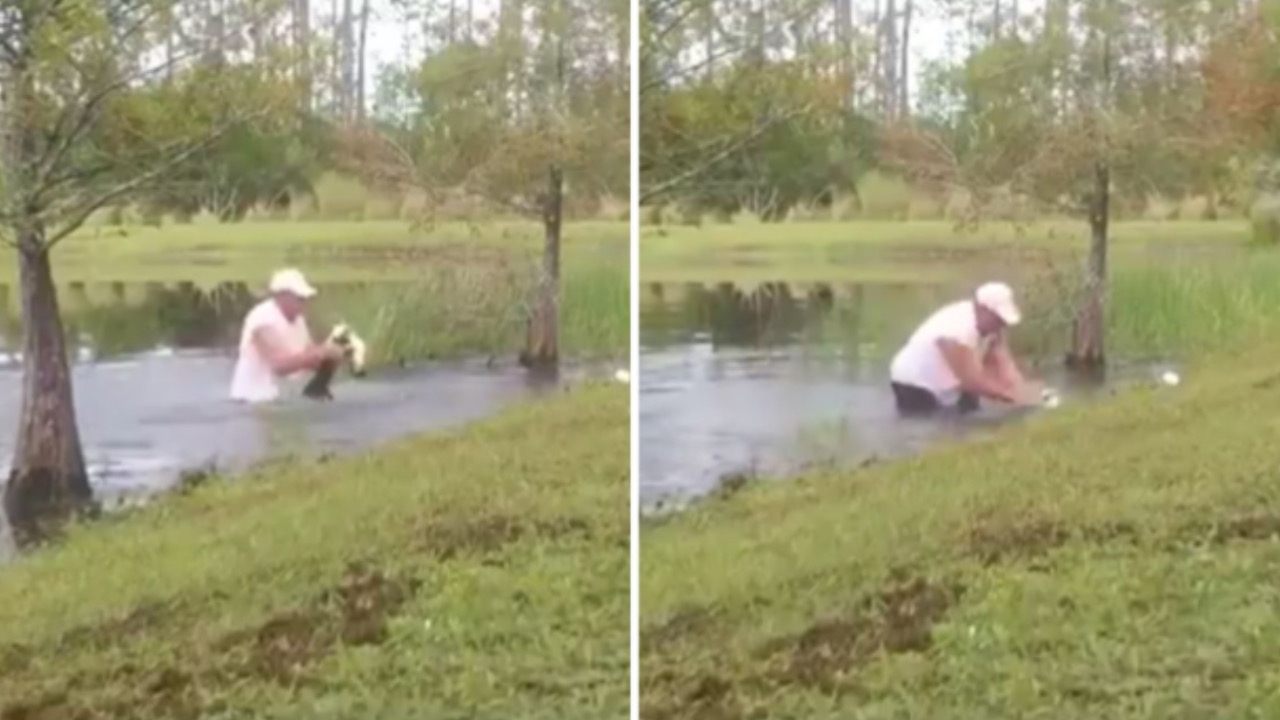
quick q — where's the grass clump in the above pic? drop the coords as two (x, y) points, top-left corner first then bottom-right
(1249, 193), (1280, 245)
(0, 385), (628, 719)
(641, 339), (1280, 719)
(1105, 253), (1280, 358)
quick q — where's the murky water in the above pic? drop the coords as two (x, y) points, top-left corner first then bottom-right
(0, 280), (611, 556)
(639, 281), (1168, 510)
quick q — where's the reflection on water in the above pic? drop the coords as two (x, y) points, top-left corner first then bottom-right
(639, 281), (1165, 510)
(0, 280), (608, 558)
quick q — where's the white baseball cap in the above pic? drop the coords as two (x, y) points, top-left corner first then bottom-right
(268, 268), (317, 298)
(975, 282), (1021, 326)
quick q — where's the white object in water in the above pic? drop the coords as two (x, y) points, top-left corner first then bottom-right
(1041, 387), (1061, 409)
(614, 369), (630, 384)
(1161, 371), (1180, 387)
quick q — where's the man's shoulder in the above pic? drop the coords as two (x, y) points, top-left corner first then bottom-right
(245, 299), (281, 327)
(924, 301), (977, 339)
(924, 300), (973, 327)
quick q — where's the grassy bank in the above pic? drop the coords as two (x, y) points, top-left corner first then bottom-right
(641, 339), (1280, 719)
(639, 219), (1249, 283)
(0, 385), (628, 719)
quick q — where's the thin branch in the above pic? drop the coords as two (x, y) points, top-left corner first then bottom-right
(44, 121), (247, 247)
(639, 107), (806, 204)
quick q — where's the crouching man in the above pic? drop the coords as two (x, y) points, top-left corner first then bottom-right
(889, 281), (1043, 415)
(230, 268), (345, 404)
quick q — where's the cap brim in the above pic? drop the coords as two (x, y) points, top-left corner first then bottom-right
(1000, 306), (1021, 326)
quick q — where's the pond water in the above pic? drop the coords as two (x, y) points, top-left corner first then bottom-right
(639, 281), (1170, 511)
(0, 280), (612, 554)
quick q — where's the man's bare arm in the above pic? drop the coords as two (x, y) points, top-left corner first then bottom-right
(252, 326), (331, 376)
(937, 338), (1018, 403)
(986, 335), (1026, 387)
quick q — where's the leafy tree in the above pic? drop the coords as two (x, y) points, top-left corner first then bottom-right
(0, 0), (292, 544)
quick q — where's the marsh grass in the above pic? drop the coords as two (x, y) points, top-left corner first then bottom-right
(0, 385), (628, 719)
(323, 252), (628, 364)
(641, 340), (1280, 719)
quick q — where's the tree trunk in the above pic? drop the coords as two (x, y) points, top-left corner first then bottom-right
(522, 164), (562, 371)
(1069, 161), (1108, 370)
(834, 0), (855, 109)
(357, 0), (370, 121)
(900, 0), (912, 117)
(295, 0), (312, 112)
(166, 3), (177, 83)
(3, 238), (93, 547)
(1069, 0), (1112, 371)
(871, 0), (881, 109)
(341, 0), (355, 122)
(883, 0), (897, 117)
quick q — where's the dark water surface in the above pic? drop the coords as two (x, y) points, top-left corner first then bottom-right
(0, 280), (612, 556)
(639, 281), (1171, 511)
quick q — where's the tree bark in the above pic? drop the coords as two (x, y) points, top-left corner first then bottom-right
(1069, 159), (1108, 370)
(522, 164), (562, 371)
(3, 238), (93, 547)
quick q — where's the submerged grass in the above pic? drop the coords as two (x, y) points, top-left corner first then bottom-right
(0, 385), (628, 719)
(640, 339), (1280, 719)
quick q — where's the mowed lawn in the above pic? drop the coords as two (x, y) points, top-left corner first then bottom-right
(0, 385), (629, 720)
(641, 339), (1280, 719)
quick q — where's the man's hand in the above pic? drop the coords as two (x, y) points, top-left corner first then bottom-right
(255, 327), (346, 375)
(316, 342), (347, 363)
(1011, 379), (1046, 406)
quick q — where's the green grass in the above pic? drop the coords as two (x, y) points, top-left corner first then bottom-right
(639, 219), (1250, 283)
(640, 338), (1280, 719)
(1105, 251), (1280, 358)
(12, 220), (627, 284)
(0, 384), (627, 720)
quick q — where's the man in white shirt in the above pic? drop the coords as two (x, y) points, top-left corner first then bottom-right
(889, 282), (1042, 415)
(230, 268), (345, 404)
